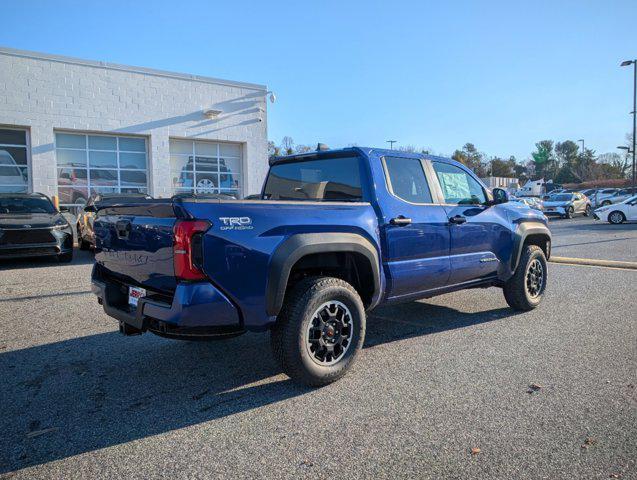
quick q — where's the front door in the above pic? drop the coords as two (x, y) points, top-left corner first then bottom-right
(430, 161), (508, 286)
(573, 193), (586, 214)
(380, 156), (451, 301)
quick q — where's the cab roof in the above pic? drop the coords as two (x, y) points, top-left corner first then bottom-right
(269, 146), (459, 168)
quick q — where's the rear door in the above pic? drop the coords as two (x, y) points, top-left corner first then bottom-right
(430, 161), (506, 286)
(573, 193), (586, 213)
(379, 155), (451, 300)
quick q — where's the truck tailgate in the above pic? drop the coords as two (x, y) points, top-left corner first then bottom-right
(94, 202), (177, 293)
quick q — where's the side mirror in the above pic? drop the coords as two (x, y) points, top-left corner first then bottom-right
(84, 205), (96, 213)
(59, 206), (70, 213)
(492, 188), (509, 205)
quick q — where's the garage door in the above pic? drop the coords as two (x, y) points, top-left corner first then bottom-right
(169, 139), (242, 197)
(55, 132), (148, 207)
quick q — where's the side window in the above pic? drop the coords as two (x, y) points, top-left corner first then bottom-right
(432, 162), (487, 205)
(384, 156), (432, 203)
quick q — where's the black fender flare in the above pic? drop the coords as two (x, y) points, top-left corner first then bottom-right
(266, 232), (381, 317)
(511, 221), (552, 272)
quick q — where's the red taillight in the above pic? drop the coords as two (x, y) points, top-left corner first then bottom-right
(173, 220), (210, 281)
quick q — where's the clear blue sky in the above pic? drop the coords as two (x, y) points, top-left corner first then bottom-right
(2, 0), (636, 161)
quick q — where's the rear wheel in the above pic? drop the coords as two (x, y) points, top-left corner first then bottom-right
(271, 277), (365, 387)
(584, 204), (592, 217)
(503, 245), (547, 311)
(608, 211), (626, 224)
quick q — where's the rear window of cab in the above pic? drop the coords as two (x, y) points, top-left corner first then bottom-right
(263, 157), (363, 201)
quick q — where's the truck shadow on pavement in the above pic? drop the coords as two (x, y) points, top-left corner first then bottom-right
(0, 302), (516, 474)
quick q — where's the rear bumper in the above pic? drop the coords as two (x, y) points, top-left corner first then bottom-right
(91, 266), (242, 337)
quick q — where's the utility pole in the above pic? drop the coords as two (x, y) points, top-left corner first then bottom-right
(386, 140), (397, 150)
(620, 59), (636, 195)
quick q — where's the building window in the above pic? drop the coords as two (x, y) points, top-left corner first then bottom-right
(0, 128), (29, 193)
(55, 132), (148, 207)
(169, 139), (242, 197)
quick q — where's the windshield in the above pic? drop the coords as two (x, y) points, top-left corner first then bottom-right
(550, 194), (573, 202)
(0, 197), (56, 214)
(263, 156), (363, 201)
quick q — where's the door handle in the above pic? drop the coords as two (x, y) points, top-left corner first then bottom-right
(448, 215), (467, 225)
(390, 215), (412, 226)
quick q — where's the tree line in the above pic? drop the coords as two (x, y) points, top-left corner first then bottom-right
(268, 135), (633, 184)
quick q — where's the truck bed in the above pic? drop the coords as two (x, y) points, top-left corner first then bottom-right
(93, 197), (380, 330)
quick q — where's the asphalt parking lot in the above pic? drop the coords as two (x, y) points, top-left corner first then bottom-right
(1, 217), (635, 479)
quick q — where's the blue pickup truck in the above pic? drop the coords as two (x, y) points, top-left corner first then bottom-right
(91, 147), (551, 386)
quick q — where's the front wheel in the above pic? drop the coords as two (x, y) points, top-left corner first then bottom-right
(564, 206), (574, 219)
(584, 205), (592, 217)
(503, 245), (547, 311)
(608, 211), (626, 224)
(270, 277), (366, 387)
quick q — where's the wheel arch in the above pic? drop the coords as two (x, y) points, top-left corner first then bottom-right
(511, 222), (551, 272)
(266, 233), (381, 317)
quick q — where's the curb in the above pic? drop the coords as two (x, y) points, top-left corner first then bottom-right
(549, 256), (637, 270)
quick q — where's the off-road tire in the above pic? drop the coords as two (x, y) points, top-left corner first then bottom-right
(608, 211), (626, 224)
(270, 276), (366, 387)
(503, 245), (547, 311)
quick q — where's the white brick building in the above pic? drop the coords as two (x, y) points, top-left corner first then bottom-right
(0, 47), (269, 208)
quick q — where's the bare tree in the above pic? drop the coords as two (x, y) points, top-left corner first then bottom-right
(281, 136), (295, 155)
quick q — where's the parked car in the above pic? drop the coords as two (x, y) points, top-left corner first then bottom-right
(602, 189), (634, 206)
(591, 188), (621, 207)
(593, 195), (637, 224)
(0, 192), (73, 261)
(542, 192), (592, 218)
(77, 192), (152, 249)
(580, 188), (599, 198)
(91, 147), (551, 386)
(510, 196), (544, 212)
(175, 157), (237, 193)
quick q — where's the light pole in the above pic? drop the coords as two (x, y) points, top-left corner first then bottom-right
(386, 140), (397, 150)
(578, 139), (585, 154)
(620, 59), (636, 195)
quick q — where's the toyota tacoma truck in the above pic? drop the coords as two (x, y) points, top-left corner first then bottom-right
(91, 147), (551, 386)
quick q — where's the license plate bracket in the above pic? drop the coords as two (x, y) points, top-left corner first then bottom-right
(128, 286), (146, 309)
